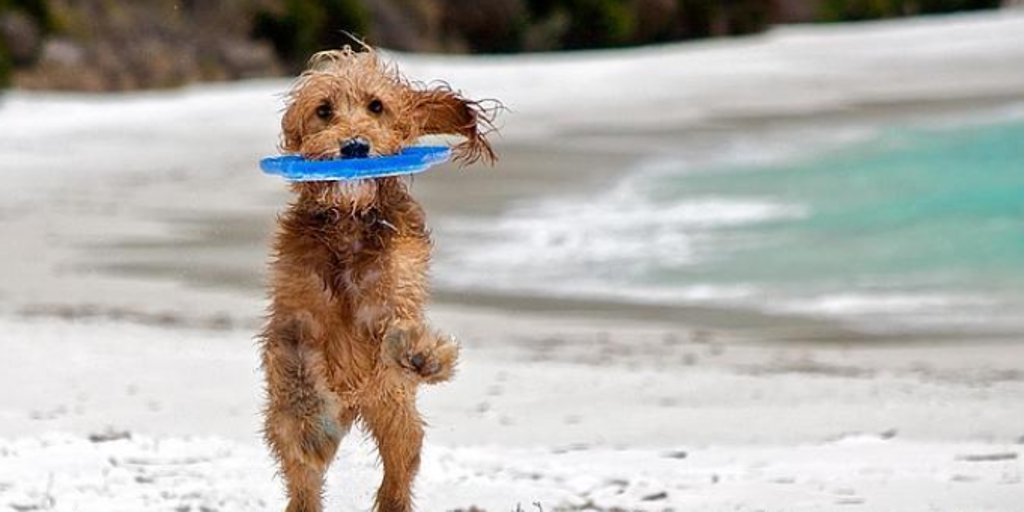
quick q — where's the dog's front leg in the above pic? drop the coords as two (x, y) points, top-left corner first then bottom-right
(376, 235), (459, 384)
(383, 321), (459, 384)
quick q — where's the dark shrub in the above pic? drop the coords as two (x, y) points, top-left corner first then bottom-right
(441, 0), (529, 53)
(0, 0), (53, 87)
(819, 0), (1000, 21)
(254, 0), (370, 71)
(914, 0), (1001, 13)
(0, 0), (51, 30)
(0, 43), (10, 87)
(675, 0), (773, 39)
(559, 0), (635, 49)
(818, 0), (902, 21)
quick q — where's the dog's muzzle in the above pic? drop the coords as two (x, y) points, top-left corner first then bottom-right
(340, 138), (371, 159)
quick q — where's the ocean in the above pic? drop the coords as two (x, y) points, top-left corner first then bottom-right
(435, 116), (1024, 335)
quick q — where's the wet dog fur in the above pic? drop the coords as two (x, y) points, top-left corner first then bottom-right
(260, 47), (497, 512)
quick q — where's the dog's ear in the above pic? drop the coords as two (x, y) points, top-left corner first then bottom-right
(281, 102), (304, 153)
(411, 87), (498, 166)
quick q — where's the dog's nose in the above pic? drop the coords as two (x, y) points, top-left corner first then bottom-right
(340, 138), (370, 159)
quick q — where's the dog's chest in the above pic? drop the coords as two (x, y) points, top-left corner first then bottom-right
(319, 207), (426, 293)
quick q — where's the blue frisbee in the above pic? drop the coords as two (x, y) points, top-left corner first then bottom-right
(260, 146), (451, 182)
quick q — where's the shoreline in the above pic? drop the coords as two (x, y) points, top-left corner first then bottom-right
(3, 116), (1023, 341)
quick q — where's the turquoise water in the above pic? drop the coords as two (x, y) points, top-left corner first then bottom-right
(440, 117), (1024, 333)
(660, 120), (1024, 293)
(641, 119), (1024, 331)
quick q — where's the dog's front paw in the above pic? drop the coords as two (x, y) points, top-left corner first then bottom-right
(384, 322), (459, 384)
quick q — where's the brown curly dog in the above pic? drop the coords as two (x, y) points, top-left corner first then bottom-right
(260, 46), (498, 512)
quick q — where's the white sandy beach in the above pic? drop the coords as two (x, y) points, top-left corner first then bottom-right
(1, 313), (1022, 511)
(1, 10), (1024, 512)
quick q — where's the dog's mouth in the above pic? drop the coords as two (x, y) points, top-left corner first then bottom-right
(302, 138), (404, 162)
(339, 138), (371, 160)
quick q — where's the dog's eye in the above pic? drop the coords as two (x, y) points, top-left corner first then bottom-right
(315, 103), (333, 120)
(367, 99), (384, 115)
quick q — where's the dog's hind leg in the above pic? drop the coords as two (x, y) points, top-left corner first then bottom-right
(362, 397), (424, 512)
(263, 318), (354, 512)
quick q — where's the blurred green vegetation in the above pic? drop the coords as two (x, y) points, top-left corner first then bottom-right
(0, 0), (51, 85)
(555, 0), (636, 49)
(0, 49), (9, 88)
(487, 0), (773, 52)
(253, 0), (370, 70)
(819, 0), (1002, 21)
(0, 0), (1010, 90)
(0, 0), (50, 28)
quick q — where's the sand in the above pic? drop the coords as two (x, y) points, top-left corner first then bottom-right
(1, 313), (1022, 511)
(1, 10), (1023, 512)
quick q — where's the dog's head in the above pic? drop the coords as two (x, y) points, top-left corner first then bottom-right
(281, 47), (498, 166)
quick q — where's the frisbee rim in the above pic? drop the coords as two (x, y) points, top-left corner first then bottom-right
(260, 145), (451, 182)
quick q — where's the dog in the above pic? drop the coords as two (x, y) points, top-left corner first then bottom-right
(260, 46), (497, 512)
